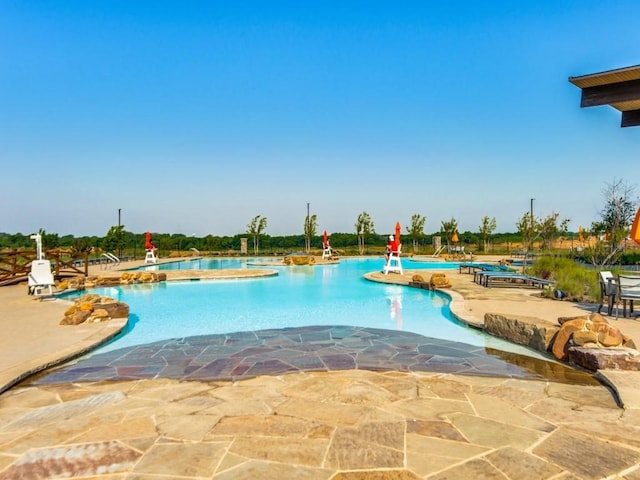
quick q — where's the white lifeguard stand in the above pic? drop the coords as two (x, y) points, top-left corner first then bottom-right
(383, 244), (403, 274)
(322, 242), (332, 260)
(144, 249), (157, 264)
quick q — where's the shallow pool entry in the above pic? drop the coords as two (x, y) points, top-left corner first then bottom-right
(29, 325), (598, 386)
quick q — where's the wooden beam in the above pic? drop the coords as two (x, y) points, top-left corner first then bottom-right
(580, 78), (640, 108)
(621, 109), (640, 128)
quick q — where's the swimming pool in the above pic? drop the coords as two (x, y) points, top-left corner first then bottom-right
(77, 257), (540, 359)
(141, 257), (462, 271)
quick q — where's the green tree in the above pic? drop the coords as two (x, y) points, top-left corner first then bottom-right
(516, 212), (539, 253)
(71, 238), (93, 257)
(355, 212), (374, 255)
(303, 213), (318, 253)
(406, 213), (426, 253)
(539, 212), (570, 250)
(102, 225), (127, 257)
(478, 216), (497, 253)
(247, 215), (268, 254)
(588, 178), (637, 266)
(39, 229), (60, 250)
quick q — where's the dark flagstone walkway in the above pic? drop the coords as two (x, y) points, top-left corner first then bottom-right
(30, 325), (598, 387)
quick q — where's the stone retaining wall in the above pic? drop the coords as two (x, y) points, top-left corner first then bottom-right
(483, 313), (640, 371)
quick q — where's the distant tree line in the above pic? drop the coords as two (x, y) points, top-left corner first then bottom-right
(2, 179), (637, 265)
(0, 229), (571, 255)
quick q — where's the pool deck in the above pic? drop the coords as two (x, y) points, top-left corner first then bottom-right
(2, 257), (640, 479)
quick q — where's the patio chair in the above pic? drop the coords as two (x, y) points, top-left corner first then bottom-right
(597, 271), (616, 315)
(28, 259), (55, 297)
(615, 274), (640, 318)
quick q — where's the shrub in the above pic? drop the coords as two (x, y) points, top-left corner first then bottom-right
(530, 256), (599, 302)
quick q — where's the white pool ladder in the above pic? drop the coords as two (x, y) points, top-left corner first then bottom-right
(101, 252), (120, 269)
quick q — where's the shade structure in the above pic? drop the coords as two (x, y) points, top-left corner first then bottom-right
(451, 231), (459, 243)
(323, 230), (329, 247)
(395, 222), (401, 245)
(631, 207), (640, 246)
(578, 226), (584, 242)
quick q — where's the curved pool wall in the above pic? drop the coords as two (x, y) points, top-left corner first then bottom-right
(74, 257), (543, 360)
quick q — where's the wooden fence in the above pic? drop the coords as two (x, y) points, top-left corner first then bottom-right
(0, 249), (89, 287)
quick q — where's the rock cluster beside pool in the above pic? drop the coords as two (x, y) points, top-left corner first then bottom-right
(60, 293), (129, 326)
(485, 312), (640, 371)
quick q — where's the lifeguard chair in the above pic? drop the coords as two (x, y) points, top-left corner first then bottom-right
(144, 231), (158, 264)
(144, 250), (157, 264)
(322, 241), (332, 259)
(321, 230), (332, 260)
(383, 244), (403, 274)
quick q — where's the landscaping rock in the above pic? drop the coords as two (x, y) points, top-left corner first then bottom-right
(60, 294), (129, 326)
(430, 273), (451, 289)
(284, 254), (315, 265)
(88, 308), (110, 322)
(409, 274), (430, 290)
(484, 314), (559, 353)
(551, 314), (636, 361)
(60, 310), (91, 326)
(94, 301), (129, 319)
(568, 347), (640, 371)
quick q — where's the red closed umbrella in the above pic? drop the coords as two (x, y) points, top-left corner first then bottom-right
(323, 230), (328, 247)
(145, 232), (155, 250)
(631, 208), (640, 246)
(395, 222), (401, 247)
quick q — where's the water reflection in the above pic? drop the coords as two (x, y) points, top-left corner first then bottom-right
(486, 348), (599, 385)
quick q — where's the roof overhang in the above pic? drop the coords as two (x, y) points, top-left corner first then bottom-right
(569, 64), (640, 127)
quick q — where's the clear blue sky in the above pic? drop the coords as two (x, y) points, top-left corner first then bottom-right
(1, 1), (638, 237)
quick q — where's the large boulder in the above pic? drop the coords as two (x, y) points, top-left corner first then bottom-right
(568, 347), (640, 371)
(409, 274), (430, 290)
(60, 294), (129, 326)
(284, 254), (314, 266)
(60, 310), (91, 326)
(484, 314), (559, 353)
(93, 301), (129, 319)
(551, 313), (637, 364)
(429, 273), (451, 289)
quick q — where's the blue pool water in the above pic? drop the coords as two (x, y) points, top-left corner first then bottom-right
(144, 257), (462, 271)
(78, 257), (537, 357)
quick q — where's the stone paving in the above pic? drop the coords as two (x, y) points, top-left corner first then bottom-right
(3, 369), (640, 479)
(29, 326), (595, 387)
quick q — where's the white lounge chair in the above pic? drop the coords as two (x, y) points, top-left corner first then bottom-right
(28, 259), (55, 297)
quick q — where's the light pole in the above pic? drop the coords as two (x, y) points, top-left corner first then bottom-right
(306, 202), (310, 253)
(118, 208), (122, 258)
(530, 198), (535, 252)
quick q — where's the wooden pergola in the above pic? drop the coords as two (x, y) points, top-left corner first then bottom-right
(569, 64), (640, 127)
